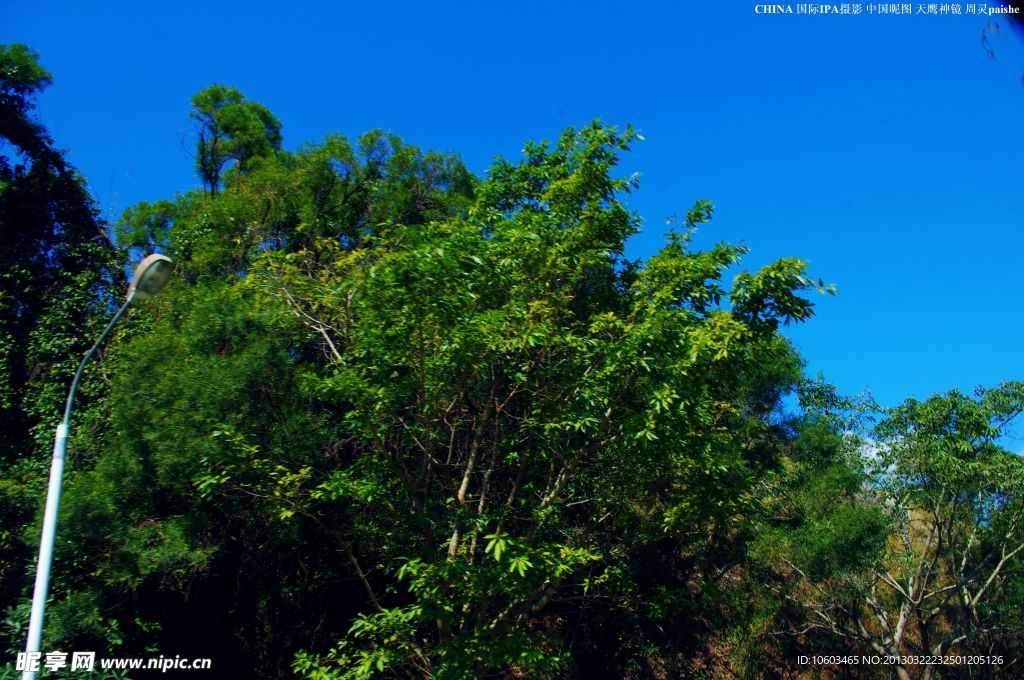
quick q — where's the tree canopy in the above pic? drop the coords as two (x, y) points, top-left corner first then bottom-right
(2, 55), (1021, 680)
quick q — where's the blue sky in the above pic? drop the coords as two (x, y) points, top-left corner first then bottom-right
(3, 1), (1023, 412)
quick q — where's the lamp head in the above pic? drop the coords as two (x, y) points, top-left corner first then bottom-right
(128, 254), (174, 303)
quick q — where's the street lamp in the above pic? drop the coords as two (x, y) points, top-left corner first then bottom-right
(21, 254), (173, 680)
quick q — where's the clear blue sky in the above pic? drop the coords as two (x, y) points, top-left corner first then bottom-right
(3, 1), (1023, 411)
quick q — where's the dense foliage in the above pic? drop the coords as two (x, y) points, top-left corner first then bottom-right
(2, 46), (1021, 679)
(0, 44), (117, 662)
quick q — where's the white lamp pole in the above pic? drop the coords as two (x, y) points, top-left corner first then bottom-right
(22, 254), (173, 680)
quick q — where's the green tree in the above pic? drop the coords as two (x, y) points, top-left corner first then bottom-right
(750, 383), (1024, 679)
(18, 78), (846, 678)
(0, 43), (115, 453)
(45, 90), (477, 676)
(190, 84), (282, 197)
(244, 122), (833, 678)
(0, 44), (117, 654)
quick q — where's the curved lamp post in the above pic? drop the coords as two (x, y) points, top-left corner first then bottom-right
(22, 254), (173, 680)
